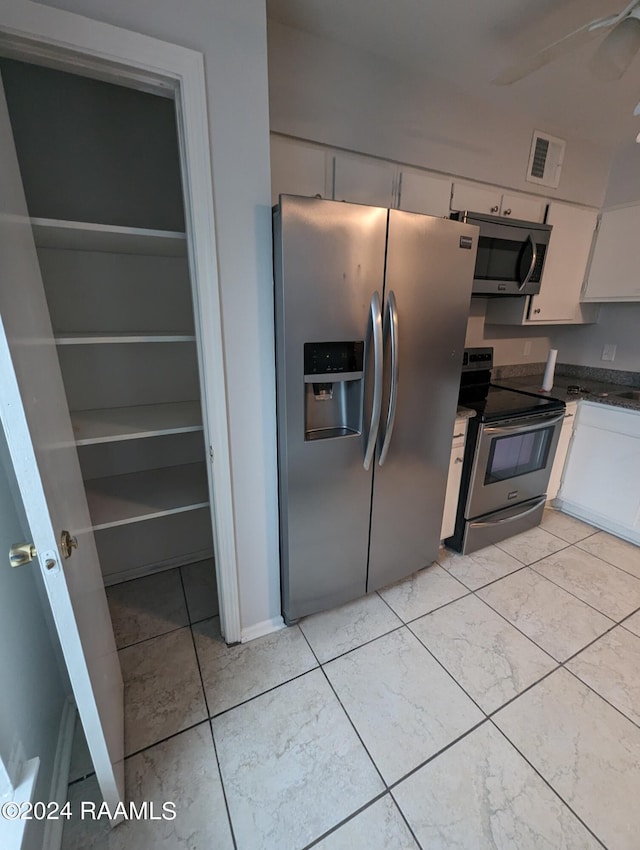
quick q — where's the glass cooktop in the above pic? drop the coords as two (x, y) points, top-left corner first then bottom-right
(464, 386), (565, 423)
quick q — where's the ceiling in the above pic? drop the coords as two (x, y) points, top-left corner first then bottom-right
(266, 0), (640, 152)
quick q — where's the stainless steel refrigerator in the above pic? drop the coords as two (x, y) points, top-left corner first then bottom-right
(273, 195), (478, 624)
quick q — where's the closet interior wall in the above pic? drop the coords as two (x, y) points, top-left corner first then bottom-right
(1, 58), (217, 589)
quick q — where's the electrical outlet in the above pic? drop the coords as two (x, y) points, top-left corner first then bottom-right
(523, 341), (532, 356)
(602, 344), (617, 362)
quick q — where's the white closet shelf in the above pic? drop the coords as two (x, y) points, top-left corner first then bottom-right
(55, 332), (196, 345)
(31, 217), (187, 256)
(72, 401), (203, 445)
(86, 462), (209, 531)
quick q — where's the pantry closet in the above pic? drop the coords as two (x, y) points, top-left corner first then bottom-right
(1, 58), (217, 589)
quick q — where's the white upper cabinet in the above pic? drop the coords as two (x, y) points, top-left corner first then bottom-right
(485, 202), (599, 326)
(332, 153), (397, 208)
(528, 203), (599, 322)
(270, 135), (330, 206)
(397, 169), (452, 217)
(582, 204), (640, 301)
(451, 182), (546, 222)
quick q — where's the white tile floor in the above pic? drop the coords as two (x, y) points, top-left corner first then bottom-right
(63, 511), (640, 849)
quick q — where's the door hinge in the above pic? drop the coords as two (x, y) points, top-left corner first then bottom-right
(209, 445), (214, 463)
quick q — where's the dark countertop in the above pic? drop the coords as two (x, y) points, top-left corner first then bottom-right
(456, 406), (476, 420)
(494, 373), (640, 413)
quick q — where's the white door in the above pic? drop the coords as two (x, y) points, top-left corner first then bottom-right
(0, 76), (123, 807)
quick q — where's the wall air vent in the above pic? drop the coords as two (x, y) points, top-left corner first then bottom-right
(526, 130), (565, 189)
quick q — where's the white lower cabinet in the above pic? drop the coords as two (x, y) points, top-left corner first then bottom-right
(557, 402), (640, 544)
(546, 401), (577, 501)
(440, 417), (468, 541)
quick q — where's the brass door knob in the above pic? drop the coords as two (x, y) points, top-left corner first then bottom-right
(60, 530), (78, 559)
(9, 542), (37, 568)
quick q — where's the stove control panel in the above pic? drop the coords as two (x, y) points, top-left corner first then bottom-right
(462, 347), (493, 372)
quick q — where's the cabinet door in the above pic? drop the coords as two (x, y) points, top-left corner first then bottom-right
(547, 404), (577, 501)
(451, 182), (501, 214)
(527, 203), (598, 323)
(583, 205), (640, 301)
(560, 404), (640, 531)
(398, 169), (452, 217)
(501, 193), (546, 223)
(270, 135), (328, 206)
(440, 419), (467, 540)
(333, 153), (396, 207)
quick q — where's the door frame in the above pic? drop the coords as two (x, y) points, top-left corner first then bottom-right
(0, 0), (242, 642)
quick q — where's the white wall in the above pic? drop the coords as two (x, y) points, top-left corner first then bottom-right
(34, 0), (280, 631)
(603, 142), (640, 208)
(466, 298), (553, 367)
(550, 304), (640, 373)
(548, 142), (640, 375)
(0, 424), (69, 850)
(268, 20), (612, 208)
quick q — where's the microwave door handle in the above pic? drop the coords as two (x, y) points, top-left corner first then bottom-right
(519, 234), (537, 291)
(363, 291), (383, 471)
(378, 290), (399, 466)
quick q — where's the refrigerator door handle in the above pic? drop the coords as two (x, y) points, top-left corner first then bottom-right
(378, 290), (399, 466)
(363, 291), (383, 471)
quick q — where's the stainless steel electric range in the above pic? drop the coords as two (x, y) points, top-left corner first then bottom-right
(445, 348), (565, 555)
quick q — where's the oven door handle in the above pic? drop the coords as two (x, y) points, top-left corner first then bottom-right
(471, 497), (546, 529)
(482, 411), (565, 436)
(519, 234), (537, 291)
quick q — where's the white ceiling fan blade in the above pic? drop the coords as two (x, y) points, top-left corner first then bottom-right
(492, 21), (605, 85)
(633, 100), (640, 115)
(589, 15), (640, 80)
(589, 0), (640, 32)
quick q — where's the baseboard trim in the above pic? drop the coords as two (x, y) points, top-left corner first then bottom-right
(553, 499), (640, 546)
(241, 615), (285, 643)
(103, 548), (214, 586)
(42, 698), (76, 850)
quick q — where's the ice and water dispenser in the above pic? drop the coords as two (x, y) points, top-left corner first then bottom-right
(304, 341), (364, 441)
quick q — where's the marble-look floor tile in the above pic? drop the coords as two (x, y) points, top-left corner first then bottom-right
(622, 608), (640, 638)
(213, 669), (383, 850)
(378, 563), (468, 622)
(180, 558), (218, 622)
(436, 544), (524, 590)
(568, 627), (640, 727)
(300, 593), (401, 663)
(193, 619), (317, 715)
(106, 569), (188, 649)
(478, 568), (613, 661)
(495, 668), (640, 850)
(577, 531), (640, 580)
(68, 715), (93, 783)
(120, 627), (207, 755)
(532, 546), (640, 621)
(394, 722), (600, 850)
(410, 595), (557, 713)
(540, 508), (597, 544)
(324, 628), (483, 784)
(495, 526), (567, 565)
(314, 796), (419, 850)
(62, 723), (233, 850)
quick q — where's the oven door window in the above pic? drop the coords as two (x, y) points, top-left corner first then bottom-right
(484, 426), (553, 484)
(474, 235), (532, 283)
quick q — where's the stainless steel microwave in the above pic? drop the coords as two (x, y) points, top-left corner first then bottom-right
(451, 211), (552, 296)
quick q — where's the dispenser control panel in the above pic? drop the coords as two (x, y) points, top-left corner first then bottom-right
(304, 341), (364, 376)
